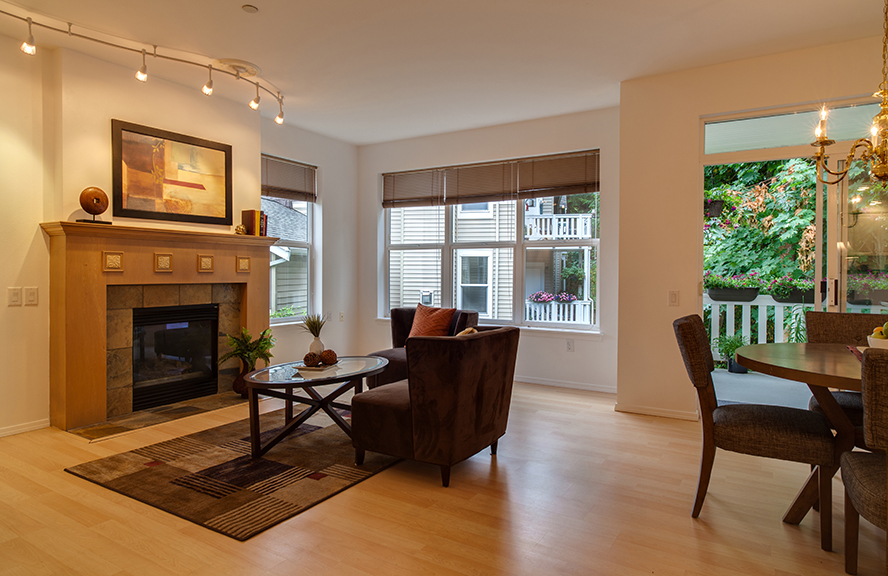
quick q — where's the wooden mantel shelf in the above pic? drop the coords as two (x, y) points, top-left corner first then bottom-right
(40, 221), (278, 246)
(40, 221), (275, 430)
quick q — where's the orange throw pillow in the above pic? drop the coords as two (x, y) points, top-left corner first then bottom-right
(408, 304), (456, 337)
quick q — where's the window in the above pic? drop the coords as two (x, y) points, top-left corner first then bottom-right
(384, 151), (599, 328)
(261, 155), (316, 321)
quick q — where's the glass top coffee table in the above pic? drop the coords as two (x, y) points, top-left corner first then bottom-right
(244, 356), (388, 458)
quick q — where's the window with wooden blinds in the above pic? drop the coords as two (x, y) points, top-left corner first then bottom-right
(382, 150), (599, 208)
(262, 154), (317, 202)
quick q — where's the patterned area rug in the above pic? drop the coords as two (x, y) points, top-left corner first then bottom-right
(65, 407), (398, 540)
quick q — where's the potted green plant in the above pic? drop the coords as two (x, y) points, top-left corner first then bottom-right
(301, 313), (328, 354)
(218, 327), (275, 397)
(704, 271), (761, 302)
(715, 332), (748, 373)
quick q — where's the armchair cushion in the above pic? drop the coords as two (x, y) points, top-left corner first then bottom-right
(408, 304), (455, 337)
(351, 381), (413, 460)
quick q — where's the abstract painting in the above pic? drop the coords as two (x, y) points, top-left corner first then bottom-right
(112, 120), (232, 225)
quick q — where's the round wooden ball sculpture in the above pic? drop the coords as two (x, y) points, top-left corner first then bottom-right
(77, 187), (110, 223)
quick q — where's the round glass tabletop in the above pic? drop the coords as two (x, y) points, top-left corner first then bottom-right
(245, 356), (388, 386)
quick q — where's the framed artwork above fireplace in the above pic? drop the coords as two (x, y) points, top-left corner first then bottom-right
(111, 119), (233, 225)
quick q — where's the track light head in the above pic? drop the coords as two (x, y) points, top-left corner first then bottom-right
(135, 49), (147, 82)
(275, 98), (284, 124)
(249, 82), (260, 110)
(202, 65), (213, 96)
(20, 17), (35, 55)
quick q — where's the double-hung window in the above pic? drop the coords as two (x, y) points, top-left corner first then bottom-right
(384, 150), (599, 328)
(261, 154), (316, 322)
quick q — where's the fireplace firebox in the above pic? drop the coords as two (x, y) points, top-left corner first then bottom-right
(132, 304), (219, 411)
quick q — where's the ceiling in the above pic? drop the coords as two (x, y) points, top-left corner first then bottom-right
(0, 0), (882, 145)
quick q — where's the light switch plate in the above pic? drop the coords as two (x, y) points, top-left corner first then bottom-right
(7, 287), (22, 306)
(24, 287), (38, 306)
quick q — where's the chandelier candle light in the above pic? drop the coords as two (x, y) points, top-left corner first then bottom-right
(812, 0), (888, 185)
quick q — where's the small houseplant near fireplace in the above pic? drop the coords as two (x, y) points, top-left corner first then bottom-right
(219, 328), (275, 397)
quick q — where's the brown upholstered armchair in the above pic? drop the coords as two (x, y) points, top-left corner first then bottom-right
(366, 307), (479, 389)
(351, 326), (520, 487)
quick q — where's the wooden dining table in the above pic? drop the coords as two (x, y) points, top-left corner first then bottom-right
(735, 342), (862, 552)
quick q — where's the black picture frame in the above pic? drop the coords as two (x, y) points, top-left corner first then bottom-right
(112, 119), (233, 225)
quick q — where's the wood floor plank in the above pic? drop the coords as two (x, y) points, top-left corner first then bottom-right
(0, 382), (884, 575)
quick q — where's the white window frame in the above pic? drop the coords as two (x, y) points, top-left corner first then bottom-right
(455, 248), (493, 317)
(385, 199), (599, 330)
(265, 197), (312, 324)
(457, 202), (493, 219)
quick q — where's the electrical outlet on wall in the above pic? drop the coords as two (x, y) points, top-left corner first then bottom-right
(566, 339), (574, 352)
(339, 312), (345, 322)
(668, 290), (679, 306)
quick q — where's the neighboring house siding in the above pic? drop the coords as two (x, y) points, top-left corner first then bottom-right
(390, 249), (441, 308)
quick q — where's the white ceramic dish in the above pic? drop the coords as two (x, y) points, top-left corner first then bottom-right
(866, 335), (888, 349)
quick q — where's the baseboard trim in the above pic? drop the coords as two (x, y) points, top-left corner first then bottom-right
(515, 375), (616, 394)
(0, 418), (51, 439)
(614, 403), (699, 421)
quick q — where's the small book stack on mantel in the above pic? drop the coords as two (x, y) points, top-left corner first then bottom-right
(241, 210), (267, 236)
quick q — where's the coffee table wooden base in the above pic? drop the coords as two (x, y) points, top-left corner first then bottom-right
(248, 379), (361, 459)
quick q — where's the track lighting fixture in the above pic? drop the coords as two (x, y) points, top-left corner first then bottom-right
(249, 82), (260, 110)
(135, 49), (148, 82)
(202, 65), (214, 96)
(20, 17), (35, 55)
(1, 9), (287, 125)
(275, 97), (284, 125)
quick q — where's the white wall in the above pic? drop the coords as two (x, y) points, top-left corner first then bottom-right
(355, 108), (620, 392)
(259, 120), (359, 363)
(0, 34), (50, 435)
(617, 36), (881, 419)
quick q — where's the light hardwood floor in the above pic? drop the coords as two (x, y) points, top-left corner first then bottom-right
(0, 382), (884, 575)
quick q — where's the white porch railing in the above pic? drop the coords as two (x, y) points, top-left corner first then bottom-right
(704, 293), (888, 360)
(525, 214), (594, 240)
(525, 299), (593, 323)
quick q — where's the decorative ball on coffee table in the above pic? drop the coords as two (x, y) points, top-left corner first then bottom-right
(320, 349), (337, 365)
(77, 187), (111, 224)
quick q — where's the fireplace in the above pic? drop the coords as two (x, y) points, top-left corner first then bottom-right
(132, 303), (219, 411)
(41, 222), (275, 430)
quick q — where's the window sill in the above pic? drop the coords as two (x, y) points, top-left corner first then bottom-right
(270, 318), (304, 328)
(375, 317), (601, 340)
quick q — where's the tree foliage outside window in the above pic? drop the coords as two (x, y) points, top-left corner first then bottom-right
(704, 158), (817, 281)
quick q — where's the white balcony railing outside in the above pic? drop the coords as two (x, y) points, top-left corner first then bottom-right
(525, 299), (593, 324)
(704, 293), (888, 360)
(525, 214), (594, 240)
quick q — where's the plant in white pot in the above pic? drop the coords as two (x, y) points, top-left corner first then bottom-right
(301, 313), (327, 354)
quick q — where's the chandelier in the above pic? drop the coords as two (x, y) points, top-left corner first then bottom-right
(812, 0), (888, 185)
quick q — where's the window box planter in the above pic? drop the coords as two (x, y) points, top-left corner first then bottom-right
(704, 199), (725, 218)
(772, 288), (816, 304)
(707, 288), (759, 302)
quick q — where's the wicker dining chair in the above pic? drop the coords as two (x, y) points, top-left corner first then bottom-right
(673, 314), (838, 550)
(806, 311), (883, 449)
(840, 348), (888, 575)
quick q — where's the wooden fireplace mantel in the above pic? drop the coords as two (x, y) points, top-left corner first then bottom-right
(40, 222), (278, 430)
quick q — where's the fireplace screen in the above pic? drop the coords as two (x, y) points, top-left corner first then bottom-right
(132, 304), (219, 411)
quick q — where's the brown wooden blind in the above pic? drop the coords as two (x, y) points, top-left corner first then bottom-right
(382, 150), (598, 208)
(517, 152), (600, 199)
(261, 154), (317, 202)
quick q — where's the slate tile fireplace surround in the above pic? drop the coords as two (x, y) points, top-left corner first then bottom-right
(40, 222), (277, 430)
